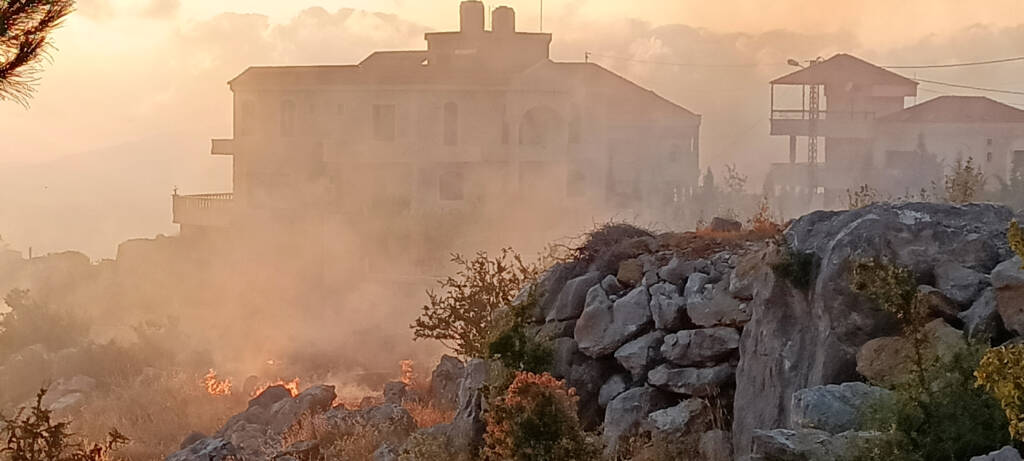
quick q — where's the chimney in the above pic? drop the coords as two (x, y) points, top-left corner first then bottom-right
(460, 1), (485, 33)
(492, 6), (515, 34)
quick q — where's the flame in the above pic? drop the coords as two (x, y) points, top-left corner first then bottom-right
(400, 360), (415, 385)
(203, 369), (232, 396)
(251, 377), (301, 398)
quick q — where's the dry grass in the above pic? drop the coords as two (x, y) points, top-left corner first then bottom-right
(402, 400), (454, 428)
(72, 369), (241, 460)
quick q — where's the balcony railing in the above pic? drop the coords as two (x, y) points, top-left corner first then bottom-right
(172, 193), (234, 227)
(770, 110), (876, 138)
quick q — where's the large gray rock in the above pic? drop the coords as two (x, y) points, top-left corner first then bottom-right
(993, 257), (1024, 335)
(661, 327), (740, 366)
(791, 382), (890, 434)
(166, 385), (338, 461)
(430, 355), (464, 410)
(733, 203), (1016, 457)
(448, 359), (488, 454)
(971, 446), (1024, 461)
(614, 331), (666, 381)
(856, 319), (966, 386)
(687, 280), (751, 328)
(575, 285), (653, 358)
(647, 363), (734, 397)
(602, 387), (673, 454)
(960, 287), (1002, 339)
(659, 257), (710, 285)
(685, 272), (711, 304)
(598, 374), (629, 407)
(917, 284), (961, 322)
(551, 337), (578, 379)
(645, 399), (708, 436)
(547, 271), (602, 321)
(751, 429), (879, 461)
(649, 282), (689, 330)
(935, 261), (989, 306)
(568, 357), (618, 429)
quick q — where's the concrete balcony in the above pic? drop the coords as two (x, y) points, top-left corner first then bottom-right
(770, 110), (876, 138)
(211, 138), (234, 156)
(172, 193), (234, 228)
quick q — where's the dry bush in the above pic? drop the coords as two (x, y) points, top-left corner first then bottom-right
(847, 184), (884, 210)
(945, 157), (986, 204)
(1, 389), (129, 461)
(73, 370), (240, 460)
(402, 401), (454, 429)
(747, 196), (780, 235)
(483, 371), (600, 461)
(398, 432), (466, 461)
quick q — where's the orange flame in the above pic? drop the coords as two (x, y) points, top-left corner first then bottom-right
(203, 369), (232, 396)
(251, 377), (301, 398)
(400, 360), (415, 385)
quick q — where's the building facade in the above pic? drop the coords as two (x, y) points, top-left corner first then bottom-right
(173, 1), (701, 282)
(765, 53), (1024, 216)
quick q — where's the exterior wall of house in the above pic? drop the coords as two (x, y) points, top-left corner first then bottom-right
(873, 122), (1024, 188)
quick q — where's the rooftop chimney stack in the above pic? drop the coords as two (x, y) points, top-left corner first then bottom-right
(460, 1), (485, 33)
(492, 6), (515, 34)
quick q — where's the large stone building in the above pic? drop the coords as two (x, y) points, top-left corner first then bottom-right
(173, 1), (701, 282)
(765, 53), (1024, 216)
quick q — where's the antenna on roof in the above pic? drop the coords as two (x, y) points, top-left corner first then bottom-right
(540, 0), (544, 31)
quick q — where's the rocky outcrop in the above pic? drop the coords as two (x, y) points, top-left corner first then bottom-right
(733, 202), (1018, 456)
(971, 446), (1024, 461)
(790, 382), (889, 434)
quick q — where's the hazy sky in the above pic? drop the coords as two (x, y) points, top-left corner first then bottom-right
(1, 0), (1023, 257)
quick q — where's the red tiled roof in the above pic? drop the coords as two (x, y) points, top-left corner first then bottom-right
(881, 95), (1024, 123)
(771, 53), (917, 90)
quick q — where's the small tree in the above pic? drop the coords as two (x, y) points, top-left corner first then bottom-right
(411, 249), (536, 358)
(847, 184), (882, 210)
(945, 157), (986, 204)
(1009, 220), (1024, 267)
(723, 164), (747, 195)
(0, 0), (75, 106)
(1, 388), (129, 461)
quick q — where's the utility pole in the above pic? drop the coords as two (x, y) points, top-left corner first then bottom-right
(585, 51), (591, 63)
(540, 0), (543, 31)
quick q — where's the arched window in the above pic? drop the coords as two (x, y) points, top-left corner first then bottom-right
(443, 102), (459, 146)
(281, 100), (296, 137)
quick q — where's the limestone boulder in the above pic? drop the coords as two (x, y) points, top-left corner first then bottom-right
(935, 261), (989, 306)
(602, 387), (674, 454)
(575, 286), (653, 358)
(614, 331), (666, 381)
(959, 287), (1001, 340)
(993, 257), (1024, 335)
(547, 271), (602, 322)
(971, 446), (1024, 461)
(791, 382), (890, 434)
(660, 327), (740, 366)
(649, 282), (689, 330)
(647, 363), (735, 397)
(429, 355), (464, 410)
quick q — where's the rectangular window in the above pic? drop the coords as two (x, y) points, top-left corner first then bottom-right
(373, 104), (396, 141)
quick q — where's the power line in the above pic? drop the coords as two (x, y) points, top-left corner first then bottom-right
(883, 55), (1024, 69)
(912, 77), (1024, 96)
(587, 52), (784, 68)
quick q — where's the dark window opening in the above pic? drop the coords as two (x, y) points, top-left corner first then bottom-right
(373, 104), (397, 141)
(987, 151), (993, 162)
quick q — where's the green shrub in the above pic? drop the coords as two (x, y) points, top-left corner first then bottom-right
(850, 260), (923, 329)
(945, 157), (986, 204)
(412, 249), (537, 358)
(855, 345), (1009, 461)
(975, 344), (1024, 441)
(1010, 220), (1024, 265)
(771, 246), (818, 291)
(1, 389), (129, 461)
(483, 372), (601, 461)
